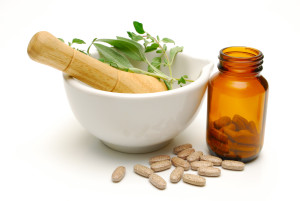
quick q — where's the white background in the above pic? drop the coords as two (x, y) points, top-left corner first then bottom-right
(0, 0), (299, 200)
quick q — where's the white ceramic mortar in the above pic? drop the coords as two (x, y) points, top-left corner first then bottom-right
(63, 53), (213, 153)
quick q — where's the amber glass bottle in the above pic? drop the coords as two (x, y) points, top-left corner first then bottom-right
(207, 46), (268, 162)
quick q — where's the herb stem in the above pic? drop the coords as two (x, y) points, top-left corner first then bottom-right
(128, 67), (173, 81)
(145, 59), (174, 82)
(174, 78), (194, 82)
(147, 32), (172, 77)
(87, 38), (97, 56)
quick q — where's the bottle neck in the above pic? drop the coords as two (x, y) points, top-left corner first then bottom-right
(218, 47), (264, 76)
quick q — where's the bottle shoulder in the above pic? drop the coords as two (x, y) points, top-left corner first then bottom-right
(209, 72), (268, 95)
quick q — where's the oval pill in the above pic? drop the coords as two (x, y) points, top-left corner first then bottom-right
(170, 167), (184, 183)
(177, 148), (195, 160)
(222, 160), (245, 171)
(149, 173), (167, 190)
(171, 157), (190, 171)
(173, 144), (192, 154)
(190, 161), (213, 170)
(183, 174), (206, 187)
(134, 164), (154, 178)
(151, 160), (171, 172)
(201, 155), (222, 166)
(111, 166), (126, 182)
(149, 155), (170, 164)
(187, 151), (204, 162)
(198, 166), (221, 177)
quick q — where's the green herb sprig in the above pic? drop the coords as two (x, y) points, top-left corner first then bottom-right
(59, 21), (193, 90)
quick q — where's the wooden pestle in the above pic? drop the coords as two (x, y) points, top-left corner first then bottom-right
(27, 31), (167, 93)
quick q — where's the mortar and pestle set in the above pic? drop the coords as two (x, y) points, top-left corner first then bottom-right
(27, 31), (213, 153)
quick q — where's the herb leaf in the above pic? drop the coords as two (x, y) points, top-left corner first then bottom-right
(72, 38), (86, 44)
(178, 76), (187, 85)
(58, 38), (64, 43)
(162, 38), (175, 44)
(93, 43), (134, 70)
(77, 49), (87, 55)
(127, 32), (143, 41)
(116, 36), (146, 60)
(98, 38), (146, 61)
(163, 80), (171, 90)
(177, 75), (189, 87)
(145, 43), (159, 52)
(151, 57), (161, 69)
(148, 57), (161, 72)
(169, 46), (183, 65)
(133, 21), (145, 34)
(163, 44), (167, 52)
